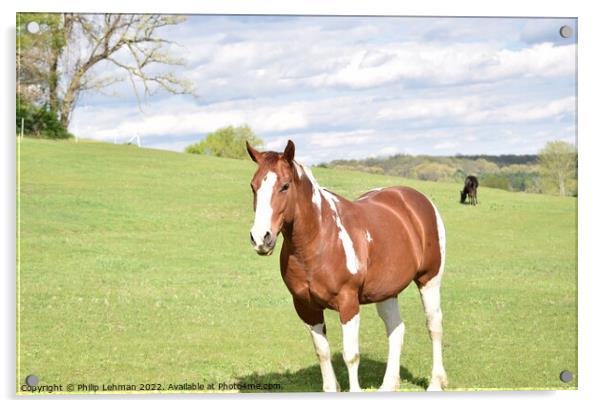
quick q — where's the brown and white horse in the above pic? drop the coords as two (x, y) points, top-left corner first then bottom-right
(247, 140), (448, 392)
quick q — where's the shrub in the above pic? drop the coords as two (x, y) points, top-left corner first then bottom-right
(17, 98), (72, 139)
(186, 125), (263, 160)
(481, 174), (511, 191)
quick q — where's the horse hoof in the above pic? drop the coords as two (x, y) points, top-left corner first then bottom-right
(426, 383), (443, 391)
(323, 383), (340, 392)
(378, 378), (400, 392)
(426, 373), (448, 391)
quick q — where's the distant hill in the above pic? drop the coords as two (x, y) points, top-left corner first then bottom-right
(452, 154), (538, 166)
(320, 153), (542, 193)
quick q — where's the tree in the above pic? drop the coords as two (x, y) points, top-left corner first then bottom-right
(538, 141), (577, 196)
(480, 174), (510, 191)
(186, 126), (264, 160)
(17, 13), (193, 130)
(412, 162), (456, 181)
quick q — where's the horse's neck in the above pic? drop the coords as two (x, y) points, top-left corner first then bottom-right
(283, 174), (326, 255)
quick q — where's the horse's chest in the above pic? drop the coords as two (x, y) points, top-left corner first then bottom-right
(281, 257), (338, 308)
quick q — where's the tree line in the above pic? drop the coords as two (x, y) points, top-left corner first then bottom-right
(318, 141), (577, 197)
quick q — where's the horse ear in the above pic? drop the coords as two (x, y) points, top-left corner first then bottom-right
(283, 140), (295, 164)
(246, 141), (262, 163)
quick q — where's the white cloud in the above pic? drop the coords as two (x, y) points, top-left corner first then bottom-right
(378, 146), (399, 156)
(265, 136), (289, 150)
(377, 95), (575, 126)
(260, 109), (308, 132)
(462, 96), (575, 125)
(434, 141), (459, 150)
(72, 98), (311, 140)
(377, 96), (478, 121)
(305, 42), (575, 90)
(308, 129), (377, 148)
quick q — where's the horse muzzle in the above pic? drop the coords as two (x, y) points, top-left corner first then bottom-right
(250, 230), (276, 256)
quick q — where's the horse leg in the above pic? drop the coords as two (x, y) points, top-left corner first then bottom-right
(339, 294), (362, 392)
(294, 299), (339, 392)
(418, 278), (448, 391)
(376, 297), (405, 391)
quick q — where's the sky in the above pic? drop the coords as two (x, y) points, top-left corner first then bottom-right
(69, 16), (577, 165)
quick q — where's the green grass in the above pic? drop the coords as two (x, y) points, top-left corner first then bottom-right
(17, 138), (577, 393)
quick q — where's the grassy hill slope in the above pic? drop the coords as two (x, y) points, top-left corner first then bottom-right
(18, 138), (577, 392)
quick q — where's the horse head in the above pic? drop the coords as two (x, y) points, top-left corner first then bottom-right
(246, 140), (297, 255)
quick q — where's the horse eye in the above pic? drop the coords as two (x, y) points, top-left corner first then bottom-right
(280, 183), (290, 192)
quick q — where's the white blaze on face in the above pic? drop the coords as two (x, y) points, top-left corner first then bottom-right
(251, 171), (277, 247)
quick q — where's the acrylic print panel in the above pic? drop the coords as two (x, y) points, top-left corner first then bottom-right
(16, 14), (577, 394)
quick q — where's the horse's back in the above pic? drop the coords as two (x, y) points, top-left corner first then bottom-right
(356, 186), (436, 225)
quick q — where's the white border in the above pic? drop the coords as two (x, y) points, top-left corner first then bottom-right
(3, 1), (601, 407)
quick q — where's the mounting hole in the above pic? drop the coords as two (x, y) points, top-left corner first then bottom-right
(26, 21), (40, 34)
(559, 370), (573, 383)
(559, 25), (573, 39)
(25, 374), (39, 387)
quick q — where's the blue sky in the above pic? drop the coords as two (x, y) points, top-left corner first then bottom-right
(70, 16), (577, 164)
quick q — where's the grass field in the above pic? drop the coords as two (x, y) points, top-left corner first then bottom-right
(17, 138), (577, 393)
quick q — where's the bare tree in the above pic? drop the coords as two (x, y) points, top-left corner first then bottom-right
(18, 13), (193, 129)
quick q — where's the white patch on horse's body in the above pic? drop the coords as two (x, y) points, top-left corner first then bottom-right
(298, 163), (360, 275)
(424, 199), (446, 290)
(421, 198), (448, 391)
(342, 314), (362, 392)
(366, 231), (373, 243)
(250, 171), (277, 247)
(293, 161), (305, 178)
(307, 323), (339, 392)
(299, 164), (322, 213)
(321, 189), (359, 275)
(376, 297), (405, 391)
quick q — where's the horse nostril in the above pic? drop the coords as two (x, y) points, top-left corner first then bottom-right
(250, 232), (256, 246)
(263, 231), (272, 244)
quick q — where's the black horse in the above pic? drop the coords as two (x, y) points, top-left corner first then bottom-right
(460, 176), (479, 205)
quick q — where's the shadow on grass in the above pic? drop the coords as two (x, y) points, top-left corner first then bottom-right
(235, 353), (429, 393)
